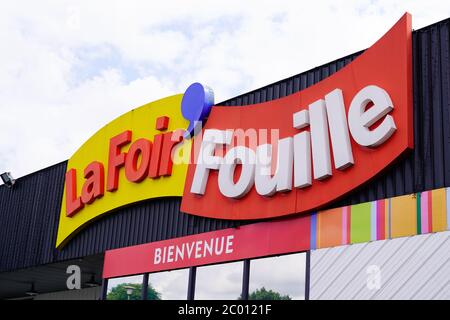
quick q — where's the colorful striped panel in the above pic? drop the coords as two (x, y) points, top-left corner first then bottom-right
(342, 206), (351, 245)
(310, 213), (317, 250)
(309, 187), (450, 251)
(370, 202), (377, 241)
(317, 208), (343, 249)
(431, 188), (447, 232)
(386, 198), (391, 239)
(350, 202), (372, 244)
(371, 199), (388, 241)
(447, 188), (450, 231)
(390, 194), (417, 239)
(420, 191), (432, 234)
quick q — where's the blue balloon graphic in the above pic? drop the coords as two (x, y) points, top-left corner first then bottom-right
(181, 83), (214, 138)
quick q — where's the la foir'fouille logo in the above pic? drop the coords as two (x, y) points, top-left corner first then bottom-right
(57, 13), (413, 248)
(180, 13), (413, 220)
(56, 84), (214, 248)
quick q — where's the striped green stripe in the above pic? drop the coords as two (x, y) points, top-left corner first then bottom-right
(350, 202), (372, 244)
(416, 193), (421, 234)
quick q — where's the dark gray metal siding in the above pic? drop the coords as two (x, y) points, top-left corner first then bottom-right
(0, 18), (449, 273)
(0, 163), (67, 272)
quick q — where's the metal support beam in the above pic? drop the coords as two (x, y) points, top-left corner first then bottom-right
(241, 259), (250, 300)
(305, 250), (311, 300)
(141, 273), (149, 300)
(100, 278), (108, 300)
(187, 266), (197, 300)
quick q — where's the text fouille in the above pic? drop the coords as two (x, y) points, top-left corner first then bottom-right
(190, 85), (396, 199)
(154, 235), (234, 265)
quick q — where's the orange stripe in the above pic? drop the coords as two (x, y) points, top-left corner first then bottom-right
(390, 194), (417, 238)
(431, 188), (447, 232)
(317, 208), (343, 249)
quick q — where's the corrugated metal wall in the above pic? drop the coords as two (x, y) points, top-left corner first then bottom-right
(0, 18), (449, 273)
(0, 163), (67, 271)
(310, 231), (450, 300)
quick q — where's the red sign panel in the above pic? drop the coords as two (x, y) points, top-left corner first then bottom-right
(103, 215), (310, 278)
(180, 14), (413, 220)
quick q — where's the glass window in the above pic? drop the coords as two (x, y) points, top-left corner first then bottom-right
(249, 253), (306, 300)
(148, 268), (189, 300)
(106, 275), (143, 300)
(195, 261), (243, 300)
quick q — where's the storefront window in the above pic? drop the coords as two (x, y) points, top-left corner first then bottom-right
(249, 253), (306, 300)
(195, 261), (243, 300)
(148, 269), (189, 300)
(106, 275), (144, 300)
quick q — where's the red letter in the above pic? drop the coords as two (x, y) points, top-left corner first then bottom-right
(148, 133), (163, 179)
(125, 138), (152, 182)
(159, 130), (184, 176)
(107, 130), (132, 192)
(155, 116), (169, 131)
(65, 169), (83, 217)
(81, 161), (105, 204)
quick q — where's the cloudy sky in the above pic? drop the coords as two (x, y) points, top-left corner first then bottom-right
(1, 0), (450, 180)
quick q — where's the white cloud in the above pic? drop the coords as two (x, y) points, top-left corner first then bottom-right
(195, 261), (243, 300)
(150, 269), (189, 300)
(249, 253), (306, 300)
(1, 0), (450, 180)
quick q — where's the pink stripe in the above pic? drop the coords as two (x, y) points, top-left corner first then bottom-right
(421, 191), (429, 233)
(376, 200), (385, 240)
(342, 206), (349, 245)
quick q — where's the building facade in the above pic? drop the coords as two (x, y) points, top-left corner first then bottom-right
(0, 14), (449, 300)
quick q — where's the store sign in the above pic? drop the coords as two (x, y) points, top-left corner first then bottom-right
(180, 13), (413, 220)
(103, 214), (310, 278)
(56, 84), (214, 248)
(57, 14), (413, 248)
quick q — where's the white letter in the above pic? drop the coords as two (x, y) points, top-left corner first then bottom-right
(204, 238), (214, 257)
(325, 89), (354, 169)
(293, 110), (310, 129)
(218, 146), (256, 198)
(167, 245), (174, 263)
(162, 247), (167, 264)
(214, 237), (225, 255)
(293, 131), (312, 188)
(348, 85), (396, 147)
(309, 99), (332, 180)
(186, 242), (195, 258)
(195, 240), (202, 259)
(225, 235), (234, 254)
(176, 245), (184, 262)
(190, 129), (232, 195)
(255, 138), (293, 196)
(154, 248), (162, 264)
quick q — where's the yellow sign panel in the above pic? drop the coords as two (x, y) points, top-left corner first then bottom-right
(56, 94), (191, 248)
